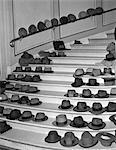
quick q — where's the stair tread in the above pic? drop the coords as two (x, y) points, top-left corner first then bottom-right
(49, 56), (104, 59)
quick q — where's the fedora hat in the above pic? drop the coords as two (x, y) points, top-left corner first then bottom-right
(103, 77), (115, 86)
(78, 11), (89, 19)
(5, 83), (14, 90)
(86, 8), (96, 16)
(96, 132), (115, 147)
(44, 19), (52, 28)
(58, 100), (73, 110)
(51, 18), (59, 27)
(35, 66), (43, 73)
(52, 114), (70, 127)
(21, 51), (33, 59)
(73, 40), (82, 44)
(67, 14), (76, 22)
(91, 68), (102, 77)
(14, 83), (22, 91)
(41, 57), (52, 65)
(70, 116), (88, 128)
(64, 89), (78, 97)
(60, 132), (79, 147)
(18, 96), (30, 104)
(109, 114), (116, 125)
(43, 67), (54, 73)
(59, 16), (68, 25)
(33, 112), (48, 122)
(86, 78), (99, 86)
(73, 102), (90, 112)
(10, 94), (20, 102)
(106, 102), (116, 112)
(28, 98), (42, 106)
(23, 75), (33, 82)
(103, 68), (114, 75)
(45, 130), (61, 143)
(85, 67), (93, 76)
(19, 84), (30, 93)
(89, 102), (106, 115)
(28, 24), (37, 34)
(16, 74), (25, 81)
(0, 94), (8, 102)
(79, 131), (98, 148)
(24, 66), (32, 72)
(94, 90), (109, 98)
(37, 21), (46, 31)
(3, 108), (13, 117)
(6, 109), (21, 120)
(94, 7), (104, 15)
(26, 86), (39, 93)
(7, 74), (16, 80)
(71, 78), (85, 87)
(110, 88), (116, 96)
(32, 75), (42, 82)
(18, 27), (27, 37)
(73, 68), (85, 78)
(13, 66), (23, 72)
(88, 118), (106, 130)
(80, 89), (93, 98)
(18, 111), (34, 121)
(34, 58), (41, 64)
(0, 120), (12, 134)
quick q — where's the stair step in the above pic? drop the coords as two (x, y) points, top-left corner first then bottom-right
(88, 38), (115, 44)
(107, 32), (114, 39)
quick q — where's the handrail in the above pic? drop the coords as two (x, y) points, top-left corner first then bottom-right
(10, 7), (116, 47)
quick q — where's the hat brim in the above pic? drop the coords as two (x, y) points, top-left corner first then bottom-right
(73, 106), (90, 112)
(71, 82), (85, 87)
(79, 137), (98, 148)
(70, 121), (88, 128)
(86, 83), (99, 86)
(60, 137), (79, 147)
(18, 115), (34, 122)
(94, 94), (109, 98)
(64, 93), (78, 97)
(88, 122), (106, 130)
(45, 135), (61, 143)
(33, 116), (48, 122)
(58, 105), (73, 110)
(52, 119), (71, 127)
(80, 94), (94, 98)
(43, 71), (54, 73)
(89, 108), (106, 115)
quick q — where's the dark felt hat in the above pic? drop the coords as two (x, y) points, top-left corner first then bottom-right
(60, 132), (79, 147)
(86, 78), (99, 86)
(73, 102), (90, 112)
(106, 102), (116, 112)
(6, 109), (21, 120)
(18, 96), (30, 104)
(94, 7), (104, 15)
(41, 57), (52, 65)
(13, 66), (23, 72)
(23, 75), (33, 82)
(52, 114), (70, 127)
(33, 112), (48, 122)
(18, 27), (27, 37)
(37, 21), (46, 31)
(78, 11), (89, 19)
(18, 111), (34, 121)
(28, 98), (42, 106)
(89, 102), (106, 115)
(58, 100), (73, 110)
(60, 16), (68, 25)
(86, 8), (96, 16)
(80, 89), (93, 98)
(19, 84), (30, 93)
(28, 24), (37, 34)
(88, 118), (106, 130)
(7, 74), (16, 80)
(43, 67), (54, 73)
(67, 14), (76, 22)
(35, 66), (43, 73)
(71, 78), (85, 87)
(16, 74), (25, 81)
(32, 75), (42, 82)
(70, 116), (88, 128)
(94, 90), (109, 98)
(26, 86), (39, 93)
(79, 131), (98, 148)
(96, 132), (115, 147)
(51, 18), (59, 27)
(24, 66), (32, 72)
(45, 130), (61, 143)
(64, 89), (78, 97)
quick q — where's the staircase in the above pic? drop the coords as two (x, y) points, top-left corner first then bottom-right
(0, 30), (116, 150)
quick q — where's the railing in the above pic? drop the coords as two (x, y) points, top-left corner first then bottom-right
(10, 7), (116, 47)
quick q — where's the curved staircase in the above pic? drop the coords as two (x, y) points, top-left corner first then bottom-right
(0, 30), (116, 150)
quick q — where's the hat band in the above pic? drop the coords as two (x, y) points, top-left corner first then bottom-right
(56, 120), (67, 126)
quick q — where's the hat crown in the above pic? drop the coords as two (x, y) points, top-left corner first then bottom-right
(93, 103), (102, 110)
(48, 131), (59, 140)
(73, 116), (84, 124)
(36, 112), (45, 119)
(77, 102), (86, 109)
(22, 111), (32, 118)
(75, 69), (84, 76)
(56, 114), (67, 123)
(81, 131), (94, 145)
(82, 89), (91, 96)
(92, 118), (103, 126)
(62, 100), (70, 107)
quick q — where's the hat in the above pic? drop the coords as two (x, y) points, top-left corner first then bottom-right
(28, 24), (37, 34)
(94, 90), (109, 98)
(57, 51), (66, 57)
(7, 74), (16, 80)
(10, 94), (20, 102)
(78, 11), (89, 19)
(13, 66), (23, 72)
(86, 67), (93, 76)
(26, 86), (39, 93)
(24, 66), (32, 72)
(19, 85), (30, 93)
(44, 19), (52, 28)
(52, 114), (70, 127)
(34, 112), (48, 122)
(109, 114), (116, 125)
(28, 98), (42, 106)
(96, 132), (115, 147)
(41, 57), (52, 65)
(106, 42), (115, 52)
(86, 78), (99, 86)
(18, 111), (34, 121)
(110, 88), (116, 96)
(73, 102), (90, 112)
(71, 78), (85, 87)
(67, 14), (76, 22)
(58, 100), (73, 110)
(18, 27), (27, 37)
(16, 74), (25, 81)
(73, 40), (82, 44)
(106, 102), (116, 112)
(73, 68), (85, 78)
(104, 53), (115, 61)
(34, 58), (41, 64)
(43, 67), (54, 73)
(45, 130), (61, 143)
(70, 116), (88, 128)
(14, 83), (22, 91)
(51, 18), (59, 27)
(35, 66), (43, 73)
(59, 16), (68, 25)
(23, 75), (33, 82)
(32, 75), (42, 82)
(86, 8), (96, 16)
(91, 68), (102, 77)
(3, 108), (13, 116)
(89, 102), (106, 115)
(103, 77), (115, 86)
(18, 96), (30, 104)
(80, 89), (93, 98)
(53, 40), (70, 50)
(60, 132), (79, 147)
(64, 89), (78, 97)
(79, 131), (98, 148)
(103, 68), (115, 75)
(0, 94), (8, 102)
(37, 21), (46, 31)
(94, 7), (104, 15)
(5, 83), (14, 90)
(88, 118), (106, 130)
(6, 109), (21, 120)
(0, 120), (12, 134)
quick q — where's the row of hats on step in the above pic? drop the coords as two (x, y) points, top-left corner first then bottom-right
(45, 130), (116, 148)
(18, 7), (103, 37)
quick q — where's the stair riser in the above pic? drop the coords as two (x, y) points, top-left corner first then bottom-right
(89, 38), (115, 44)
(66, 52), (106, 57)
